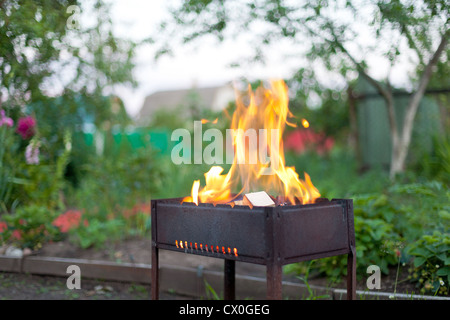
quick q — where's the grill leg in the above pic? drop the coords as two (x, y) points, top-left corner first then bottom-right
(224, 259), (235, 300)
(266, 262), (282, 300)
(151, 245), (159, 300)
(347, 246), (356, 300)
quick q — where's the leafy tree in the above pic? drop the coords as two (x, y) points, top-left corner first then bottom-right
(154, 0), (449, 178)
(0, 0), (137, 113)
(0, 0), (138, 209)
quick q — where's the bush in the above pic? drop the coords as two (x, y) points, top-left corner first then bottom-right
(412, 134), (450, 184)
(68, 218), (125, 249)
(407, 228), (449, 295)
(295, 194), (402, 281)
(285, 148), (391, 199)
(1, 205), (62, 250)
(285, 179), (449, 295)
(68, 145), (165, 219)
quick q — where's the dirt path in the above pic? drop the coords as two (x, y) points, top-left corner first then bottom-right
(0, 271), (191, 300)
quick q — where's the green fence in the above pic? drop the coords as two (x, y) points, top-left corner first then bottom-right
(75, 128), (173, 157)
(354, 78), (443, 169)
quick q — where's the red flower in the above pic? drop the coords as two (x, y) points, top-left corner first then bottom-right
(16, 116), (36, 139)
(284, 129), (334, 155)
(11, 230), (22, 240)
(122, 203), (151, 219)
(52, 210), (83, 233)
(0, 222), (7, 233)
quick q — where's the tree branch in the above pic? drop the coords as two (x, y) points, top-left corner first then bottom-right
(302, 19), (399, 138)
(402, 31), (449, 142)
(326, 26), (398, 139)
(399, 24), (425, 66)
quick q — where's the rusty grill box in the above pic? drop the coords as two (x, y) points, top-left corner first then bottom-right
(151, 198), (356, 300)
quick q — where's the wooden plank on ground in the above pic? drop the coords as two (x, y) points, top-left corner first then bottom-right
(0, 256), (21, 273)
(21, 256), (152, 284)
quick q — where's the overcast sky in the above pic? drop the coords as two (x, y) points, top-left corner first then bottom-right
(101, 0), (414, 117)
(105, 0), (303, 117)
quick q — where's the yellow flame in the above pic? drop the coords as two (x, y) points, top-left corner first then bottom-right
(185, 80), (320, 206)
(301, 118), (309, 128)
(191, 180), (200, 205)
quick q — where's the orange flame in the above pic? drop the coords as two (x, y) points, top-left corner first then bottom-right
(201, 118), (218, 124)
(184, 80), (320, 206)
(175, 240), (238, 257)
(301, 118), (309, 128)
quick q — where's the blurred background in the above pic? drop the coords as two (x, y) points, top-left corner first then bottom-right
(0, 0), (448, 296)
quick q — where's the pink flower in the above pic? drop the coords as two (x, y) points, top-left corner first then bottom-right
(16, 116), (36, 139)
(25, 141), (40, 165)
(0, 110), (14, 127)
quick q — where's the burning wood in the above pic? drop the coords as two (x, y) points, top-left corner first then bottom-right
(183, 80), (321, 207)
(243, 191), (275, 209)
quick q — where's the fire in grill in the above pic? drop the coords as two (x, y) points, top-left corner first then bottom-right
(151, 80), (356, 300)
(151, 197), (356, 300)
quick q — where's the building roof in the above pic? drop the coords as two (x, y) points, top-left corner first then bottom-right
(137, 84), (235, 124)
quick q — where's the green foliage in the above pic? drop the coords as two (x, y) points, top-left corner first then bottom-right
(0, 1), (146, 253)
(28, 94), (132, 187)
(149, 107), (191, 131)
(352, 196), (402, 274)
(1, 0), (138, 210)
(0, 124), (18, 211)
(203, 280), (222, 300)
(68, 218), (124, 249)
(1, 205), (61, 250)
(13, 133), (71, 210)
(125, 211), (151, 238)
(285, 148), (390, 199)
(413, 134), (450, 185)
(295, 261), (331, 300)
(69, 145), (164, 216)
(407, 231), (449, 295)
(308, 198), (402, 281)
(0, 109), (72, 211)
(64, 137), (162, 241)
(287, 68), (350, 144)
(0, 0), (73, 105)
(0, 0), (137, 108)
(284, 174), (449, 296)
